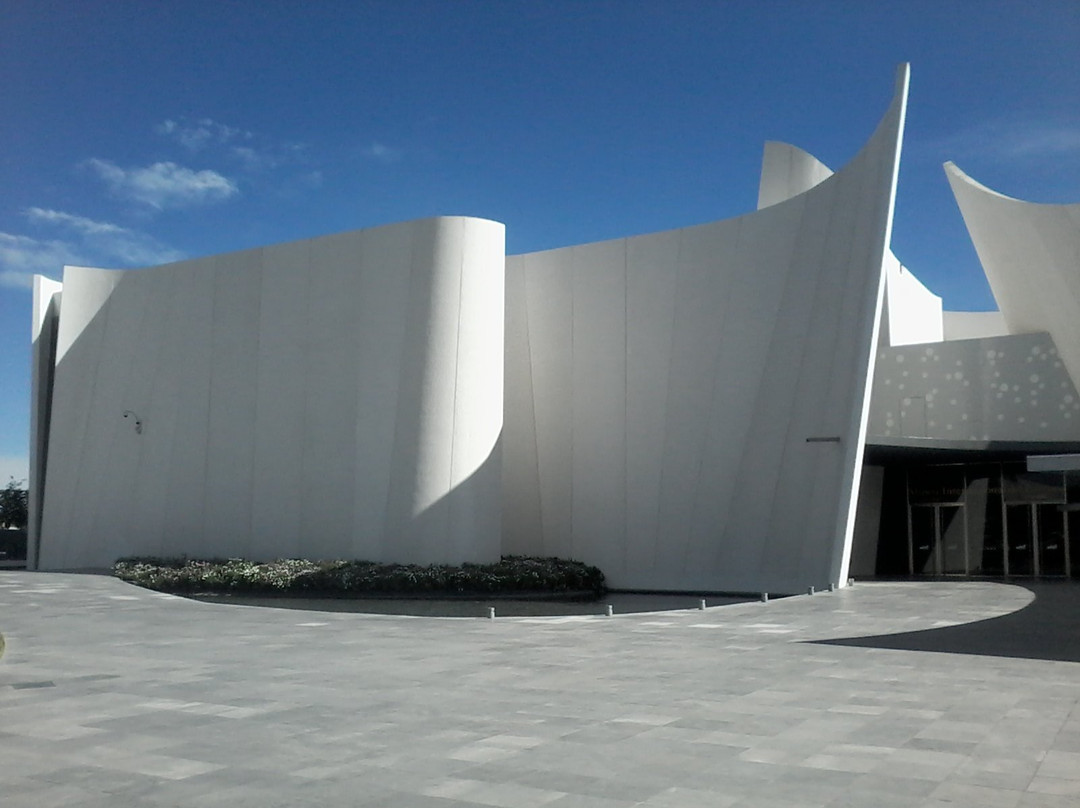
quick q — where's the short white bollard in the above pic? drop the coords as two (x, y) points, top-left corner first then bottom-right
(699, 599), (706, 610)
(847, 578), (855, 586)
(760, 592), (768, 603)
(828, 583), (836, 592)
(488, 607), (496, 619)
(606, 604), (614, 617)
(808, 586), (815, 596)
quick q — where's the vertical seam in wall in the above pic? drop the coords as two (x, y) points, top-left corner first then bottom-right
(766, 193), (835, 584)
(67, 274), (118, 567)
(383, 227), (417, 553)
(570, 249), (576, 559)
(622, 239), (629, 577)
(682, 217), (740, 579)
(298, 239), (314, 558)
(651, 229), (684, 575)
(128, 275), (156, 554)
(201, 259), (218, 554)
(448, 219), (466, 556)
(521, 256), (544, 551)
(247, 249), (263, 558)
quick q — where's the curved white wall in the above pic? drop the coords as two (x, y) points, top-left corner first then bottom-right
(883, 257), (943, 347)
(946, 162), (1080, 388)
(36, 216), (505, 568)
(503, 66), (910, 593)
(756, 141), (834, 210)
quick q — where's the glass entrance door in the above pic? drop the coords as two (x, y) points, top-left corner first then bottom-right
(910, 504), (965, 575)
(1003, 503), (1068, 576)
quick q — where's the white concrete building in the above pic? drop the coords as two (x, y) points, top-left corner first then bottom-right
(29, 65), (1080, 591)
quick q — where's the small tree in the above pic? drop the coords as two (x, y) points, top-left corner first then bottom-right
(0, 478), (28, 530)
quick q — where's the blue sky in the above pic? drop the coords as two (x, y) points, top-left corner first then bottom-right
(2, 1), (1079, 482)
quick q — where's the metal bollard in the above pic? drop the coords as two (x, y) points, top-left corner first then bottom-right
(828, 583), (836, 592)
(488, 607), (495, 619)
(760, 592), (768, 603)
(699, 599), (707, 610)
(606, 604), (614, 617)
(808, 586), (815, 596)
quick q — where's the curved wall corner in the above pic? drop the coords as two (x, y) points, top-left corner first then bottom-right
(756, 141), (834, 210)
(946, 162), (1080, 390)
(29, 274), (63, 569)
(37, 216), (505, 569)
(503, 65), (910, 594)
(883, 257), (943, 347)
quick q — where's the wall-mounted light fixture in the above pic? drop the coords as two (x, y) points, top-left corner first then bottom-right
(122, 410), (143, 435)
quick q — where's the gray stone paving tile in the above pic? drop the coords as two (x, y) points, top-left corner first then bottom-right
(1, 573), (1079, 808)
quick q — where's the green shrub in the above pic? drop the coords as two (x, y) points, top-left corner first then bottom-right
(113, 555), (606, 597)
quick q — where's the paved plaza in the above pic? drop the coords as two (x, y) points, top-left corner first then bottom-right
(1, 573), (1078, 807)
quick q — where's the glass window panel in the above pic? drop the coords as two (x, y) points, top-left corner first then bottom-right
(940, 506), (966, 574)
(910, 506), (937, 575)
(1037, 505), (1067, 576)
(1006, 505), (1035, 575)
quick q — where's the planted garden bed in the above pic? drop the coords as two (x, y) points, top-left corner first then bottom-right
(114, 555), (606, 598)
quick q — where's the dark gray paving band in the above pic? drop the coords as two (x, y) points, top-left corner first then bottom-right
(1, 572), (1078, 807)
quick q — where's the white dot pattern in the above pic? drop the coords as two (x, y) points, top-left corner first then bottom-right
(870, 333), (1080, 441)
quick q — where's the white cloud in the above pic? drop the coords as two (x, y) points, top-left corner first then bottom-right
(932, 120), (1080, 162)
(231, 145), (274, 171)
(87, 159), (239, 210)
(25, 208), (183, 266)
(24, 207), (125, 236)
(0, 232), (82, 285)
(0, 209), (184, 289)
(363, 142), (402, 162)
(156, 118), (252, 152)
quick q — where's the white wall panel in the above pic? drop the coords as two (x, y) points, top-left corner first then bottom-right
(757, 141), (834, 210)
(570, 240), (627, 575)
(252, 240), (310, 560)
(448, 218), (505, 562)
(38, 217), (505, 570)
(623, 230), (678, 578)
(29, 275), (62, 568)
(205, 250), (261, 558)
(162, 263), (215, 559)
(523, 252), (575, 559)
(943, 310), (1008, 341)
(884, 258), (943, 347)
(947, 163), (1080, 388)
(303, 232), (362, 557)
(501, 257), (542, 556)
(503, 66), (909, 592)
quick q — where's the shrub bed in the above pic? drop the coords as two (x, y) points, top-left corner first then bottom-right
(113, 555), (606, 598)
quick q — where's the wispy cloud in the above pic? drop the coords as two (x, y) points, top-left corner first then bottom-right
(930, 120), (1080, 163)
(156, 118), (252, 152)
(25, 207), (184, 265)
(0, 232), (82, 286)
(86, 159), (239, 210)
(363, 142), (402, 163)
(24, 207), (127, 236)
(0, 209), (184, 289)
